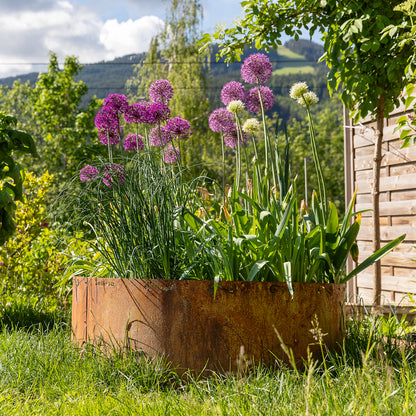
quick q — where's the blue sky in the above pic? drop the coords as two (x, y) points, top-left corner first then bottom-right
(0, 0), (246, 78)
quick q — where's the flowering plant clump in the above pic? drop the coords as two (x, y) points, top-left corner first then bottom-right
(72, 54), (404, 286)
(72, 80), (202, 280)
(180, 52), (404, 289)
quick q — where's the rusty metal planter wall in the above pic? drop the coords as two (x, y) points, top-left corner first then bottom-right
(72, 277), (346, 374)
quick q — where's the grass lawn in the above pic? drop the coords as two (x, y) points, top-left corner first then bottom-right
(273, 65), (315, 76)
(0, 304), (416, 415)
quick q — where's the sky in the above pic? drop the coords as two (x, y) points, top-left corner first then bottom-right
(0, 0), (248, 79)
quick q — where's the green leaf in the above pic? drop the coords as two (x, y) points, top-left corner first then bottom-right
(405, 96), (415, 110)
(401, 135), (416, 148)
(326, 201), (339, 235)
(284, 261), (293, 297)
(343, 234), (406, 283)
(274, 197), (294, 240)
(333, 214), (361, 272)
(406, 83), (415, 97)
(340, 188), (357, 238)
(247, 260), (269, 282)
(354, 19), (363, 32)
(399, 128), (412, 140)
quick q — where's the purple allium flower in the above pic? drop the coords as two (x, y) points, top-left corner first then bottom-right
(241, 53), (273, 85)
(95, 107), (119, 130)
(103, 94), (129, 113)
(123, 134), (144, 151)
(40, 222), (49, 227)
(246, 86), (274, 113)
(103, 164), (125, 187)
(223, 128), (248, 148)
(124, 102), (149, 124)
(80, 164), (99, 182)
(146, 102), (171, 124)
(220, 81), (246, 106)
(149, 79), (174, 104)
(98, 127), (121, 145)
(208, 108), (235, 133)
(149, 126), (172, 147)
(165, 117), (192, 140)
(164, 145), (180, 163)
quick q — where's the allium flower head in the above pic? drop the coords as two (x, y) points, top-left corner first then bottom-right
(146, 102), (171, 124)
(221, 81), (246, 105)
(80, 164), (99, 182)
(124, 102), (149, 124)
(246, 86), (274, 113)
(289, 82), (309, 100)
(223, 127), (248, 148)
(242, 118), (261, 134)
(103, 94), (129, 113)
(95, 107), (119, 130)
(227, 100), (245, 114)
(164, 145), (180, 163)
(103, 164), (125, 187)
(297, 91), (319, 107)
(149, 79), (174, 104)
(165, 116), (192, 140)
(123, 134), (144, 151)
(98, 127), (120, 145)
(208, 108), (235, 133)
(149, 126), (172, 146)
(241, 53), (273, 84)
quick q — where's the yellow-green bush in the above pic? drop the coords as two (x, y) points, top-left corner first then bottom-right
(0, 172), (95, 311)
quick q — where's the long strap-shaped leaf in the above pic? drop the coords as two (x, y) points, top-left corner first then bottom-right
(341, 234), (406, 283)
(274, 197), (295, 240)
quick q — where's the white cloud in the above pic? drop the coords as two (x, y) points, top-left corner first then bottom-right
(100, 16), (164, 59)
(0, 1), (164, 78)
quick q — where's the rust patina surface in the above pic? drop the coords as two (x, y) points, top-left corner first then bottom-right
(72, 278), (345, 374)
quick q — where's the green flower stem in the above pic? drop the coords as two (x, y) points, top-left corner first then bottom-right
(221, 133), (226, 206)
(250, 135), (262, 204)
(234, 114), (246, 192)
(257, 83), (277, 188)
(304, 101), (327, 218)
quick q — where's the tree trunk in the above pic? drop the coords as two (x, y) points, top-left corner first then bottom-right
(372, 95), (385, 305)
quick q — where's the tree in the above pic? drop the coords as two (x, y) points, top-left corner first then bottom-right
(31, 52), (102, 183)
(126, 0), (213, 178)
(0, 112), (38, 244)
(202, 0), (414, 304)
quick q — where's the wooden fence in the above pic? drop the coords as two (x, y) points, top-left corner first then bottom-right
(344, 104), (416, 306)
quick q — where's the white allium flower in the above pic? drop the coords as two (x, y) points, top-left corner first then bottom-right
(242, 118), (261, 134)
(297, 91), (319, 107)
(289, 82), (309, 100)
(226, 100), (245, 114)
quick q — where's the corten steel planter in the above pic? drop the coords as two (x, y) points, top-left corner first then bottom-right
(72, 277), (345, 374)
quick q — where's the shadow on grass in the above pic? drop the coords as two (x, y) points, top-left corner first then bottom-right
(0, 302), (69, 332)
